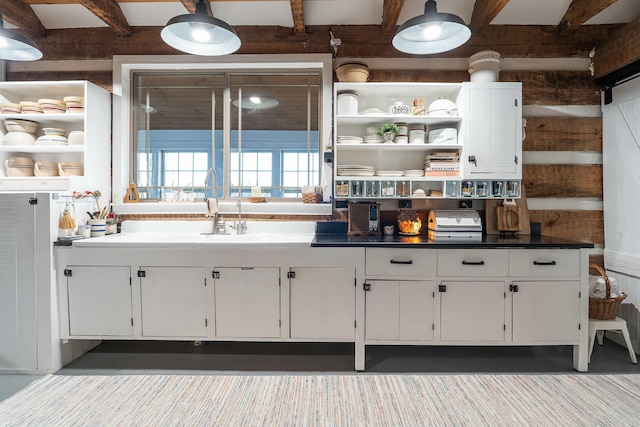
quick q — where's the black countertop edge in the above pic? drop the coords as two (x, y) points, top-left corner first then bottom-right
(311, 233), (594, 249)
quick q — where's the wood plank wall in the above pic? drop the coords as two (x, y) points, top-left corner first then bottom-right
(6, 59), (604, 266)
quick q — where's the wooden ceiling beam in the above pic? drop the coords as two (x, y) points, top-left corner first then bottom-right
(469, 0), (510, 32)
(178, 0), (213, 17)
(76, 0), (131, 36)
(558, 0), (618, 33)
(289, 0), (305, 35)
(381, 0), (405, 34)
(593, 16), (640, 78)
(0, 0), (46, 38)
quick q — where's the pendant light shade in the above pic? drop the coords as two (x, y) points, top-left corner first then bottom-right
(0, 14), (43, 61)
(161, 0), (240, 56)
(392, 0), (471, 55)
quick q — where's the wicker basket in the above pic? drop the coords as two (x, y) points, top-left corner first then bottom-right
(302, 193), (322, 203)
(589, 264), (627, 320)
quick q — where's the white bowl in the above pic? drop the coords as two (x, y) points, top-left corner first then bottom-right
(34, 161), (59, 176)
(42, 127), (66, 136)
(67, 130), (84, 145)
(3, 131), (36, 146)
(4, 119), (38, 134)
(58, 161), (84, 176)
(427, 98), (458, 116)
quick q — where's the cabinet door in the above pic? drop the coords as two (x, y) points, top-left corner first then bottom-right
(140, 267), (207, 338)
(365, 280), (435, 341)
(464, 83), (522, 178)
(67, 266), (133, 336)
(440, 281), (505, 342)
(214, 267), (280, 338)
(0, 194), (37, 370)
(512, 281), (580, 342)
(290, 267), (355, 340)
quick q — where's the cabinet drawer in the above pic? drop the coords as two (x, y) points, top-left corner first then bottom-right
(437, 249), (508, 276)
(0, 180), (23, 191)
(22, 178), (69, 191)
(365, 248), (436, 277)
(509, 249), (579, 277)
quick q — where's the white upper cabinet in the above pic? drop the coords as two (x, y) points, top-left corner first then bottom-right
(333, 82), (522, 200)
(0, 81), (111, 196)
(462, 82), (522, 179)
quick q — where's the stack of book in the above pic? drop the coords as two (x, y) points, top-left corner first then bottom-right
(424, 151), (460, 176)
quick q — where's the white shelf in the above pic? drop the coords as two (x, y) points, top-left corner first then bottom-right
(0, 113), (83, 125)
(335, 115), (462, 125)
(0, 145), (84, 154)
(334, 143), (460, 151)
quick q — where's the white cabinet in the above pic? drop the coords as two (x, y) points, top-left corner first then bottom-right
(463, 83), (522, 179)
(511, 281), (580, 342)
(65, 266), (133, 337)
(439, 281), (506, 342)
(289, 267), (356, 340)
(139, 266), (207, 338)
(333, 82), (522, 200)
(213, 267), (280, 338)
(365, 280), (436, 341)
(0, 81), (111, 196)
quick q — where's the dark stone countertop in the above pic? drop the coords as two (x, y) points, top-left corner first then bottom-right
(311, 222), (593, 249)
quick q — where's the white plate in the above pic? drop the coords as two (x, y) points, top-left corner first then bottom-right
(338, 165), (374, 170)
(35, 135), (68, 145)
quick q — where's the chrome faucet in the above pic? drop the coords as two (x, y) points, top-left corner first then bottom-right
(203, 168), (226, 234)
(232, 198), (247, 234)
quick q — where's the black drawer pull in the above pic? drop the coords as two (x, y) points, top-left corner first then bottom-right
(533, 260), (557, 266)
(390, 259), (413, 265)
(462, 260), (485, 266)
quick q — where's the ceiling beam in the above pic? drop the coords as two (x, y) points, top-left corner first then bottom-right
(381, 0), (405, 34)
(558, 0), (618, 33)
(76, 0), (131, 36)
(469, 0), (510, 32)
(289, 0), (305, 35)
(178, 0), (213, 16)
(593, 16), (640, 78)
(0, 0), (46, 38)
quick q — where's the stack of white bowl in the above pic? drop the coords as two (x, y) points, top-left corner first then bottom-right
(19, 101), (43, 114)
(5, 156), (35, 177)
(63, 96), (84, 113)
(3, 119), (38, 146)
(34, 160), (59, 177)
(58, 161), (83, 176)
(38, 99), (66, 114)
(0, 103), (21, 114)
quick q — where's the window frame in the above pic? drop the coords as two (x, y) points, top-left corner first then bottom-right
(112, 54), (333, 215)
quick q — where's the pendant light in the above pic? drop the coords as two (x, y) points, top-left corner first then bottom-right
(392, 0), (471, 55)
(0, 13), (43, 61)
(161, 0), (240, 56)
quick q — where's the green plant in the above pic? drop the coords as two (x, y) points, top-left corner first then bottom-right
(379, 123), (399, 135)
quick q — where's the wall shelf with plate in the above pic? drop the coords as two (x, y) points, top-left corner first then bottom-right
(332, 82), (522, 201)
(0, 81), (111, 195)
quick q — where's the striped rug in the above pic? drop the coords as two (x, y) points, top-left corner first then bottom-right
(1, 374), (639, 426)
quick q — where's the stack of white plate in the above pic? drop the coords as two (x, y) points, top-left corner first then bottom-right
(337, 165), (375, 176)
(376, 170), (404, 177)
(20, 101), (43, 114)
(364, 134), (384, 144)
(337, 135), (363, 145)
(63, 96), (84, 113)
(403, 169), (425, 177)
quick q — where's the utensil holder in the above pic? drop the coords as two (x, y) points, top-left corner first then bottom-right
(88, 218), (107, 237)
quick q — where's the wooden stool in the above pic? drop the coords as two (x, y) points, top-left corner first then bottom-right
(588, 317), (638, 364)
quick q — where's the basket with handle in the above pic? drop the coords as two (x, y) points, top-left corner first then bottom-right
(589, 264), (627, 320)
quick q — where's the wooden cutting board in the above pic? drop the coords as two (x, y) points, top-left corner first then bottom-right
(485, 185), (530, 235)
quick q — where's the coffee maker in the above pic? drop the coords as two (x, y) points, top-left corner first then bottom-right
(348, 202), (380, 236)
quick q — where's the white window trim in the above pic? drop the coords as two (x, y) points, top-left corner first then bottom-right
(111, 54), (333, 215)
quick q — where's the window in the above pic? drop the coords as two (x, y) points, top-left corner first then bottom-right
(125, 58), (330, 204)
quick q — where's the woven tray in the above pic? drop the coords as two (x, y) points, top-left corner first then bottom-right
(589, 264), (627, 320)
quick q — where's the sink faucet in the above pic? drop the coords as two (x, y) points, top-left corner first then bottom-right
(203, 168), (226, 234)
(232, 198), (247, 234)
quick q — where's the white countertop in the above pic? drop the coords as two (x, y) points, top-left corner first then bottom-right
(71, 220), (316, 248)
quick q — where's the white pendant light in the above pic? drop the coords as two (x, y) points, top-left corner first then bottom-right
(392, 0), (471, 55)
(161, 0), (241, 56)
(0, 13), (43, 61)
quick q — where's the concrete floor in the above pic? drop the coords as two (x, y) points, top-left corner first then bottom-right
(2, 335), (638, 402)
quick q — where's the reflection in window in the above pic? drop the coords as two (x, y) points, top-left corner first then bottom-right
(132, 71), (321, 201)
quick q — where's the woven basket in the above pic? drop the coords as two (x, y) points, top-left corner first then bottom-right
(302, 193), (322, 203)
(588, 264), (627, 320)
